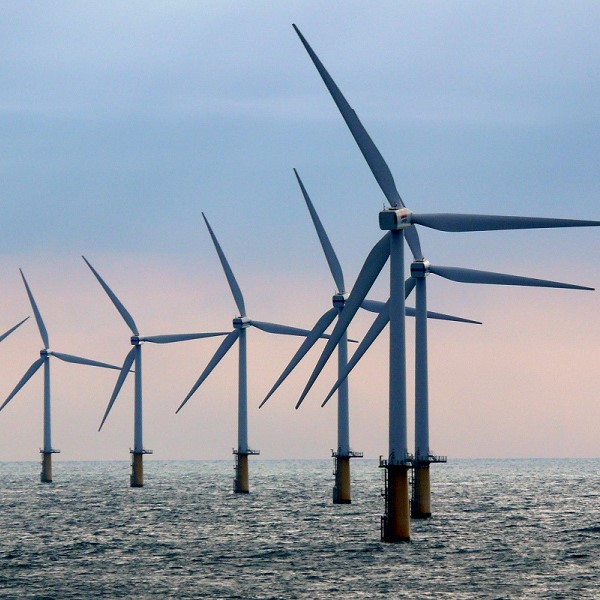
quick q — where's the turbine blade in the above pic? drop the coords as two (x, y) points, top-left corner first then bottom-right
(140, 332), (230, 344)
(361, 299), (385, 313)
(0, 357), (45, 412)
(176, 330), (240, 413)
(99, 348), (136, 431)
(411, 213), (600, 233)
(259, 307), (338, 408)
(405, 225), (424, 261)
(250, 320), (331, 338)
(20, 270), (49, 348)
(404, 307), (482, 324)
(202, 214), (246, 317)
(82, 256), (139, 336)
(362, 279), (416, 314)
(51, 352), (123, 370)
(0, 317), (29, 344)
(294, 169), (345, 293)
(322, 302), (390, 407)
(295, 232), (390, 408)
(404, 276), (417, 300)
(430, 265), (594, 290)
(293, 25), (403, 209)
(366, 288), (478, 322)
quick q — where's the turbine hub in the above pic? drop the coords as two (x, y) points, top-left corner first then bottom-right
(379, 208), (412, 230)
(130, 336), (141, 345)
(410, 260), (431, 278)
(332, 292), (349, 308)
(40, 349), (51, 357)
(233, 316), (250, 329)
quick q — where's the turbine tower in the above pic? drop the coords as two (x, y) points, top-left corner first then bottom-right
(0, 270), (122, 483)
(292, 25), (600, 542)
(176, 213), (331, 493)
(83, 256), (228, 487)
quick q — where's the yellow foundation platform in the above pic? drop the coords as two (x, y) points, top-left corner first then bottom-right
(235, 454), (249, 493)
(383, 464), (410, 542)
(40, 452), (53, 483)
(333, 456), (351, 504)
(411, 464), (432, 519)
(130, 452), (144, 487)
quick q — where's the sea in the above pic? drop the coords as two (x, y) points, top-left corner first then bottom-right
(0, 458), (598, 599)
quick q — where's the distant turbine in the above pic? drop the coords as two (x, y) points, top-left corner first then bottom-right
(0, 270), (122, 483)
(176, 213), (331, 493)
(261, 169), (480, 505)
(293, 24), (600, 542)
(83, 256), (229, 487)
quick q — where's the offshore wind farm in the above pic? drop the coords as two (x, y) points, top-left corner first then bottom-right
(0, 2), (599, 597)
(292, 23), (599, 541)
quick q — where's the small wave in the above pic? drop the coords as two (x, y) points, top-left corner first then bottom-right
(577, 525), (600, 533)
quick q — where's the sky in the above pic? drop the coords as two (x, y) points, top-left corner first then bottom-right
(0, 1), (598, 462)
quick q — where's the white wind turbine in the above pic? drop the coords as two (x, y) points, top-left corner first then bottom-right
(83, 256), (229, 487)
(0, 270), (122, 483)
(292, 24), (600, 542)
(260, 168), (481, 505)
(176, 213), (331, 493)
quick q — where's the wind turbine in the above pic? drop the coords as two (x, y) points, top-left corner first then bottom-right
(319, 262), (592, 519)
(260, 169), (481, 504)
(83, 256), (229, 487)
(0, 270), (122, 483)
(292, 24), (600, 542)
(176, 213), (331, 493)
(261, 168), (362, 504)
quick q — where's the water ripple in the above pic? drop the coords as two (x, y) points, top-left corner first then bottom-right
(0, 459), (598, 598)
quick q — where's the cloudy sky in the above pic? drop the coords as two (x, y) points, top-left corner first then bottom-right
(0, 1), (598, 462)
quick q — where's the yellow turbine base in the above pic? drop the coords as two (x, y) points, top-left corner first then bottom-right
(411, 464), (432, 519)
(383, 465), (411, 542)
(235, 454), (249, 493)
(333, 456), (351, 504)
(130, 453), (144, 487)
(40, 453), (53, 483)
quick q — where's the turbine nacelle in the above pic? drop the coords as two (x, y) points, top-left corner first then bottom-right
(233, 316), (251, 329)
(40, 349), (51, 358)
(332, 292), (349, 308)
(130, 336), (142, 346)
(379, 208), (412, 231)
(410, 260), (431, 278)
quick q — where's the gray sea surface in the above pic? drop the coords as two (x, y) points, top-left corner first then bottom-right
(0, 458), (598, 599)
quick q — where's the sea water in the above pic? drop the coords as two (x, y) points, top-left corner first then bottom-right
(0, 458), (598, 598)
